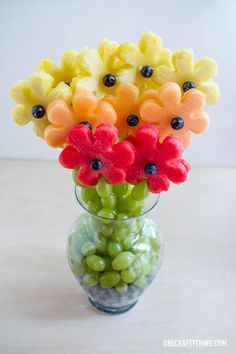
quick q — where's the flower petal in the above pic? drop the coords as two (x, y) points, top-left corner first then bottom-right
(77, 47), (103, 75)
(181, 88), (206, 113)
(29, 72), (54, 104)
(135, 124), (160, 156)
(153, 65), (175, 86)
(10, 81), (35, 105)
(67, 124), (94, 151)
(47, 82), (72, 104)
(59, 145), (85, 168)
(32, 116), (49, 138)
(110, 141), (135, 167)
(172, 49), (194, 73)
(95, 101), (117, 126)
(138, 32), (162, 58)
(189, 112), (209, 133)
(147, 174), (170, 193)
(38, 58), (59, 78)
(126, 161), (146, 184)
(98, 40), (119, 63)
(103, 168), (126, 185)
(163, 159), (189, 183)
(77, 167), (99, 186)
(198, 81), (220, 105)
(94, 123), (118, 150)
(72, 89), (98, 116)
(118, 42), (141, 67)
(140, 98), (163, 123)
(194, 58), (218, 81)
(158, 82), (182, 106)
(12, 106), (31, 126)
(158, 135), (184, 159)
(71, 76), (98, 93)
(45, 100), (75, 147)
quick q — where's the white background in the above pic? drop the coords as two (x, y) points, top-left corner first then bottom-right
(0, 0), (235, 166)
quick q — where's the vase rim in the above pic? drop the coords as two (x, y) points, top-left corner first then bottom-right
(74, 186), (160, 222)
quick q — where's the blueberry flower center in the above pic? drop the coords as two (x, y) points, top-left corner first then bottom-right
(144, 163), (157, 175)
(182, 81), (196, 92)
(90, 159), (103, 171)
(141, 66), (153, 78)
(103, 74), (116, 87)
(171, 117), (185, 130)
(31, 105), (45, 119)
(127, 114), (139, 127)
(80, 121), (92, 130)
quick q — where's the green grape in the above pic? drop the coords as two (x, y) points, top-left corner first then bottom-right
(81, 187), (98, 204)
(101, 193), (117, 209)
(125, 194), (139, 212)
(121, 267), (137, 284)
(100, 271), (120, 288)
(100, 224), (113, 237)
(112, 251), (136, 270)
(122, 233), (139, 251)
(132, 258), (142, 276)
(142, 263), (152, 276)
(150, 237), (161, 252)
(134, 275), (147, 288)
(115, 281), (128, 293)
(116, 213), (128, 220)
(111, 227), (126, 242)
(116, 196), (128, 213)
(96, 178), (113, 197)
(138, 254), (149, 267)
(93, 234), (108, 254)
(108, 241), (123, 258)
(113, 182), (128, 197)
(86, 255), (105, 272)
(132, 205), (145, 217)
(81, 242), (96, 256)
(102, 256), (113, 271)
(71, 259), (85, 277)
(132, 180), (149, 201)
(126, 183), (133, 196)
(97, 208), (115, 224)
(82, 273), (99, 287)
(132, 238), (151, 253)
(87, 200), (102, 214)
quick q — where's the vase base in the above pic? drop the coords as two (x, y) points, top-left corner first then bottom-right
(88, 297), (138, 315)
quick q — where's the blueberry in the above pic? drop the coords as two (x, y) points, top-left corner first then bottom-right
(103, 74), (116, 87)
(144, 163), (157, 175)
(31, 105), (45, 119)
(90, 159), (103, 171)
(141, 66), (153, 78)
(182, 81), (196, 92)
(80, 121), (92, 130)
(171, 117), (185, 130)
(127, 114), (139, 127)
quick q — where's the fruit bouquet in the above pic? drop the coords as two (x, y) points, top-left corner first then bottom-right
(10, 32), (219, 314)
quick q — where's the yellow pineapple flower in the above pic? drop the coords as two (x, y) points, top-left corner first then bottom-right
(153, 49), (220, 104)
(71, 40), (122, 98)
(38, 50), (80, 86)
(117, 32), (172, 93)
(10, 72), (72, 137)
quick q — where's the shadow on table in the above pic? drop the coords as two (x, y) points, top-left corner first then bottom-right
(11, 280), (98, 320)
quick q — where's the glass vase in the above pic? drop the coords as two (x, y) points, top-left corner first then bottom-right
(67, 187), (164, 315)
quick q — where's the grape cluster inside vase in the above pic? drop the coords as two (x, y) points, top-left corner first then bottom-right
(67, 186), (164, 314)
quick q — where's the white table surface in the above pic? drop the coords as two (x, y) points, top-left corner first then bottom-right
(0, 160), (235, 354)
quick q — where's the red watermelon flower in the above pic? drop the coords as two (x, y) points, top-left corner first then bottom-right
(126, 124), (190, 193)
(59, 123), (135, 186)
